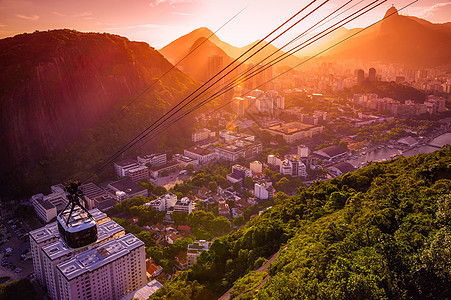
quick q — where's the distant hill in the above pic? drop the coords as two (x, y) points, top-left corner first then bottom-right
(318, 7), (451, 67)
(160, 27), (301, 68)
(0, 29), (196, 193)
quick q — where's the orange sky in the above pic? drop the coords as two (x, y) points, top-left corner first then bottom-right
(0, 0), (450, 49)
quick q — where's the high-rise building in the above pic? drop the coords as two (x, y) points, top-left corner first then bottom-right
(30, 182), (146, 300)
(356, 69), (365, 85)
(207, 55), (223, 82)
(368, 67), (376, 81)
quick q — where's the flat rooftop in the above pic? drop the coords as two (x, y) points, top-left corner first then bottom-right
(42, 219), (125, 261)
(121, 280), (162, 300)
(29, 208), (108, 245)
(57, 233), (144, 281)
(267, 122), (314, 135)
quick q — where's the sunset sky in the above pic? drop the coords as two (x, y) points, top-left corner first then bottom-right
(0, 0), (450, 49)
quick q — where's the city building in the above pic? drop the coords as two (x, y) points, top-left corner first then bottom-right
(93, 194), (116, 211)
(174, 154), (199, 167)
(191, 128), (212, 142)
(280, 155), (307, 178)
(56, 234), (146, 300)
(149, 193), (177, 212)
(368, 67), (376, 81)
(173, 197), (193, 214)
(327, 162), (355, 177)
(264, 122), (324, 144)
(267, 155), (283, 167)
(313, 145), (348, 161)
(29, 208), (109, 287)
(215, 140), (262, 162)
(184, 147), (217, 165)
(114, 159), (139, 179)
(187, 240), (210, 267)
(137, 153), (167, 168)
(249, 161), (263, 174)
(31, 185), (69, 223)
(254, 181), (275, 200)
(81, 183), (110, 209)
(108, 179), (148, 201)
(124, 165), (149, 183)
(121, 280), (162, 300)
(207, 55), (223, 82)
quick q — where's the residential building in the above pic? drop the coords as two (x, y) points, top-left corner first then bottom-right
(264, 122), (324, 144)
(137, 153), (167, 168)
(249, 161), (263, 174)
(191, 129), (212, 142)
(121, 280), (162, 300)
(114, 159), (139, 179)
(125, 165), (150, 183)
(173, 197), (193, 214)
(267, 155), (283, 167)
(29, 208), (109, 287)
(215, 140), (262, 162)
(184, 147), (216, 165)
(280, 155), (307, 178)
(31, 185), (69, 223)
(187, 240), (210, 267)
(108, 179), (148, 201)
(149, 193), (177, 212)
(254, 182), (275, 200)
(56, 234), (146, 300)
(81, 182), (109, 209)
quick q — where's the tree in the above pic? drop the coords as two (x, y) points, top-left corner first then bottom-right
(0, 279), (37, 300)
(171, 212), (188, 225)
(161, 170), (169, 177)
(154, 185), (167, 196)
(275, 177), (290, 194)
(186, 163), (194, 174)
(208, 181), (218, 193)
(243, 177), (254, 190)
(233, 182), (241, 192)
(212, 216), (231, 234)
(139, 180), (155, 194)
(233, 215), (245, 227)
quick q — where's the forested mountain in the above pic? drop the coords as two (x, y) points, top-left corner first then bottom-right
(0, 29), (197, 196)
(152, 147), (451, 299)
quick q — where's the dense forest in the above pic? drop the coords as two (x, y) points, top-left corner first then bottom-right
(151, 147), (451, 299)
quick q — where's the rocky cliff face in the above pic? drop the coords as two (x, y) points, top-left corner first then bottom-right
(0, 30), (195, 177)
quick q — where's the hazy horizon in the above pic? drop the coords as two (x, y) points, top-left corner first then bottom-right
(1, 0), (450, 49)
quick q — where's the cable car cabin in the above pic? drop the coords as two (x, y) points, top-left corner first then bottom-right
(57, 207), (98, 249)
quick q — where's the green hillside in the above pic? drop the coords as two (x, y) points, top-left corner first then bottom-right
(152, 147), (451, 299)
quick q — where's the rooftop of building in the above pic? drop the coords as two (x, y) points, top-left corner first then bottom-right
(121, 280), (162, 300)
(314, 145), (347, 157)
(30, 208), (108, 244)
(81, 182), (107, 199)
(114, 159), (138, 167)
(57, 233), (143, 281)
(267, 122), (315, 135)
(36, 198), (55, 210)
(138, 153), (165, 159)
(42, 219), (125, 261)
(185, 147), (215, 155)
(329, 162), (355, 174)
(188, 240), (210, 251)
(109, 178), (147, 195)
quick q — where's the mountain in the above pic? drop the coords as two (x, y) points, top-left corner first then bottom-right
(159, 27), (241, 65)
(172, 37), (235, 83)
(160, 27), (301, 68)
(0, 29), (196, 192)
(152, 147), (451, 299)
(321, 7), (451, 67)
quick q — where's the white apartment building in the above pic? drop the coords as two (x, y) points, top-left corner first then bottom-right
(41, 220), (125, 300)
(249, 161), (263, 174)
(191, 128), (211, 142)
(184, 147), (217, 165)
(114, 159), (139, 179)
(137, 153), (167, 168)
(56, 234), (146, 300)
(31, 185), (69, 223)
(254, 182), (275, 200)
(125, 165), (149, 183)
(267, 155), (282, 167)
(173, 197), (192, 214)
(148, 193), (177, 212)
(280, 155), (307, 178)
(187, 240), (210, 267)
(29, 208), (109, 287)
